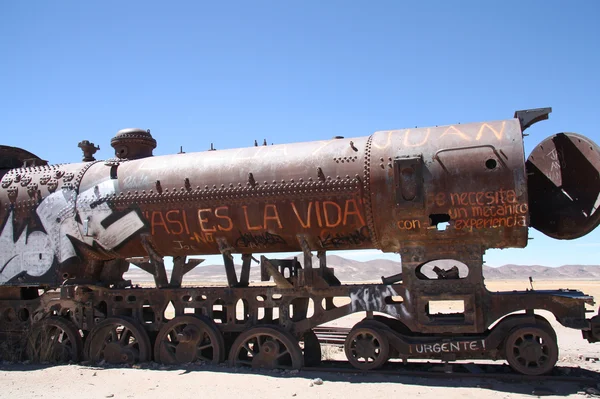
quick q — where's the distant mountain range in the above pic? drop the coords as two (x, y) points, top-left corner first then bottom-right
(123, 254), (600, 284)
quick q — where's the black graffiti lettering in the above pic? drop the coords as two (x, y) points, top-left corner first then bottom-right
(235, 230), (287, 248)
(318, 226), (370, 248)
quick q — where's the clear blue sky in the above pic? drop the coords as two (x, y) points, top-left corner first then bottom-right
(1, 1), (599, 266)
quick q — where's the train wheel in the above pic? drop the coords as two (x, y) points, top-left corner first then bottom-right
(85, 317), (151, 365)
(344, 326), (389, 370)
(154, 315), (224, 365)
(27, 317), (83, 363)
(228, 326), (303, 369)
(504, 324), (559, 375)
(301, 329), (322, 367)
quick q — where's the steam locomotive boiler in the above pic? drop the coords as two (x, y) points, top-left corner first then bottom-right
(0, 107), (599, 375)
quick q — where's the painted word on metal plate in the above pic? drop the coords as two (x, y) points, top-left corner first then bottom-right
(408, 339), (486, 355)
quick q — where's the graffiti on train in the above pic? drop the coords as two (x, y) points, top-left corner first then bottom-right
(0, 180), (145, 283)
(349, 285), (403, 317)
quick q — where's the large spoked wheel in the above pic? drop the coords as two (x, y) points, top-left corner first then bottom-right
(27, 317), (83, 363)
(228, 326), (303, 369)
(344, 326), (389, 370)
(85, 317), (151, 365)
(504, 324), (559, 375)
(154, 315), (225, 365)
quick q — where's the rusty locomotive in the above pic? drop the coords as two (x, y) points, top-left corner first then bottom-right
(1, 107), (599, 375)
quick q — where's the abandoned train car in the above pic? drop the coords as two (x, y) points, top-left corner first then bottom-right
(0, 107), (599, 375)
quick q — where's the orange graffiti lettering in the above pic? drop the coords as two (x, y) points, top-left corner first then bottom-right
(198, 209), (217, 233)
(242, 205), (262, 231)
(263, 204), (283, 229)
(151, 211), (170, 235)
(215, 206), (233, 231)
(192, 231), (215, 244)
(166, 210), (184, 235)
(440, 126), (471, 141)
(397, 219), (421, 230)
(475, 122), (505, 141)
(323, 201), (342, 228)
(315, 201), (323, 227)
(343, 199), (366, 226)
(291, 201), (312, 228)
(181, 210), (190, 234)
(449, 189), (517, 206)
(403, 128), (430, 147)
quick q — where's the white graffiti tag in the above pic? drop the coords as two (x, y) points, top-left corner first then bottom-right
(0, 179), (145, 283)
(350, 285), (402, 317)
(0, 213), (54, 283)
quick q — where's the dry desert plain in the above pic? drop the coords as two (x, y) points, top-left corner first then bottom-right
(1, 274), (600, 399)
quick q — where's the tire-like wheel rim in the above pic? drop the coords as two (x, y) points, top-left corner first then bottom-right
(344, 327), (389, 370)
(154, 315), (224, 364)
(85, 317), (151, 364)
(504, 325), (558, 375)
(27, 317), (83, 363)
(228, 326), (303, 369)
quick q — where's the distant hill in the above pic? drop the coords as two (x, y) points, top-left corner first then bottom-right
(123, 255), (600, 284)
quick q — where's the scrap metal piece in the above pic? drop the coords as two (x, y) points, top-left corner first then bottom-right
(260, 256), (293, 288)
(238, 254), (253, 287)
(217, 237), (238, 287)
(133, 234), (169, 288)
(527, 132), (600, 239)
(514, 107), (552, 132)
(170, 256), (204, 287)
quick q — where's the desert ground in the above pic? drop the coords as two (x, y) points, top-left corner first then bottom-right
(1, 280), (599, 399)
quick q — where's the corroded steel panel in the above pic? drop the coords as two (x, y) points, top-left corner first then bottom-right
(0, 115), (594, 287)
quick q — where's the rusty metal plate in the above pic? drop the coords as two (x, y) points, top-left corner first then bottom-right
(527, 132), (600, 239)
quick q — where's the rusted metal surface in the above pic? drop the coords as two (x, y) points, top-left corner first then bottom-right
(0, 108), (599, 375)
(527, 132), (600, 239)
(0, 117), (529, 288)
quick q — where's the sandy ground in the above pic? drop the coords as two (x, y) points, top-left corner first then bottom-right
(1, 280), (599, 399)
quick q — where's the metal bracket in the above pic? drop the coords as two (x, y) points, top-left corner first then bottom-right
(514, 107), (552, 132)
(170, 256), (204, 288)
(238, 254), (253, 288)
(393, 156), (424, 207)
(217, 237), (238, 287)
(297, 235), (313, 286)
(132, 234), (169, 288)
(260, 256), (293, 288)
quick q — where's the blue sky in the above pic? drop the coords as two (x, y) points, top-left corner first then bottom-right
(1, 1), (599, 267)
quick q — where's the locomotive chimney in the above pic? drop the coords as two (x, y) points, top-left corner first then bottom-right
(110, 128), (157, 160)
(78, 140), (100, 162)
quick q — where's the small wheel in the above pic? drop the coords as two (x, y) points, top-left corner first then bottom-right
(27, 317), (83, 363)
(344, 326), (389, 370)
(504, 324), (558, 375)
(154, 315), (225, 365)
(85, 317), (151, 365)
(228, 326), (303, 369)
(301, 329), (321, 367)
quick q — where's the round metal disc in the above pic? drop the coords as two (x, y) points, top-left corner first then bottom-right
(344, 324), (389, 370)
(84, 317), (151, 365)
(154, 315), (224, 365)
(527, 132), (600, 239)
(27, 317), (83, 363)
(504, 324), (558, 375)
(228, 326), (303, 369)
